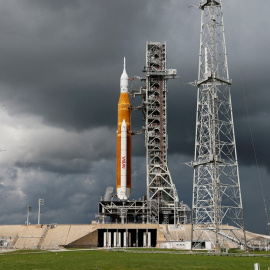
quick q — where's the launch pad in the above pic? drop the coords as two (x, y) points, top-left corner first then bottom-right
(93, 1), (270, 251)
(97, 199), (190, 225)
(97, 41), (191, 226)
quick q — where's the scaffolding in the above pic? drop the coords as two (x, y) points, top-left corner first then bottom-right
(141, 42), (185, 224)
(97, 198), (190, 225)
(191, 0), (247, 251)
(143, 42), (178, 203)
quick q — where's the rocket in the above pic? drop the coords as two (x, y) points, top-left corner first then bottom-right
(116, 58), (131, 200)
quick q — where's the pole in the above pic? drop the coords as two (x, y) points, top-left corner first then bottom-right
(26, 208), (29, 225)
(38, 201), (41, 225)
(26, 205), (31, 225)
(38, 199), (44, 225)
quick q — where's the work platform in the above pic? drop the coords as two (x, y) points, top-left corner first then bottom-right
(97, 199), (191, 225)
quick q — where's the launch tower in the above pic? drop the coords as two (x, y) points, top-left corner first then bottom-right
(141, 42), (179, 223)
(191, 0), (247, 250)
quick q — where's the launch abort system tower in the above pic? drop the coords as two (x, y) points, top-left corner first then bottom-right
(191, 0), (247, 250)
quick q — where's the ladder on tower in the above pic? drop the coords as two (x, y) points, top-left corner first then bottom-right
(150, 200), (159, 223)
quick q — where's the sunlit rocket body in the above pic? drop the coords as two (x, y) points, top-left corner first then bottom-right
(116, 58), (131, 200)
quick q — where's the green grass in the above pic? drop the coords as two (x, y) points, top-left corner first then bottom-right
(0, 249), (269, 270)
(118, 247), (270, 255)
(228, 248), (270, 254)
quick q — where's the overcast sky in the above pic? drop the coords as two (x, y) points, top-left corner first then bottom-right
(0, 0), (269, 235)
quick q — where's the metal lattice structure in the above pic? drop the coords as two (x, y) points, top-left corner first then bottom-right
(191, 0), (247, 250)
(142, 42), (179, 223)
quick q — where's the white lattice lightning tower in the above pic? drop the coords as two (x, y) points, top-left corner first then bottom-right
(191, 0), (247, 250)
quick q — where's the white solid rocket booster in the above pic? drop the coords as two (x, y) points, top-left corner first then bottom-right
(119, 119), (127, 200)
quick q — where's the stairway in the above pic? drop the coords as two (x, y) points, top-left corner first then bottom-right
(36, 226), (50, 249)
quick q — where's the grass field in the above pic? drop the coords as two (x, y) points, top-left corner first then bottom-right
(0, 249), (269, 270)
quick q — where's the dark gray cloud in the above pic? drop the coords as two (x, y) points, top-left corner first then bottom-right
(0, 0), (269, 235)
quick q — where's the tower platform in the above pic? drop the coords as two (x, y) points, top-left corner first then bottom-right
(97, 198), (191, 225)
